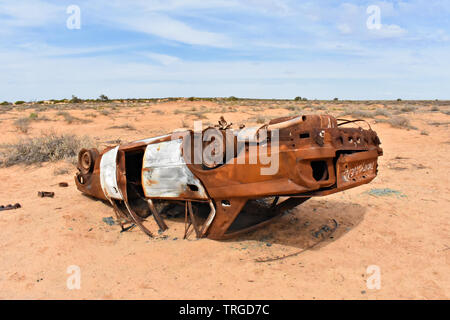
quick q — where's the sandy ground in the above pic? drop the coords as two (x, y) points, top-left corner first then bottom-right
(0, 100), (449, 299)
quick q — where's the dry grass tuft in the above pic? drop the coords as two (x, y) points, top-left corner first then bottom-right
(0, 133), (94, 167)
(376, 115), (417, 130)
(57, 111), (92, 124)
(14, 117), (31, 133)
(107, 123), (136, 131)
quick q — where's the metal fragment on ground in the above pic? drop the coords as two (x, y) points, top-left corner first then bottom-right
(37, 191), (55, 198)
(0, 203), (21, 212)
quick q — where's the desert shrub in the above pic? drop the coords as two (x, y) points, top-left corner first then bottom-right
(333, 98), (339, 101)
(15, 101), (26, 105)
(227, 96), (238, 101)
(70, 95), (82, 103)
(0, 133), (93, 167)
(294, 96), (302, 101)
(285, 105), (300, 111)
(339, 109), (373, 118)
(29, 112), (38, 120)
(377, 115), (417, 130)
(53, 167), (70, 175)
(1, 101), (10, 105)
(14, 117), (31, 133)
(256, 115), (266, 124)
(99, 94), (109, 101)
(107, 123), (136, 130)
(400, 105), (417, 113)
(374, 109), (391, 117)
(431, 106), (439, 112)
(99, 109), (110, 116)
(57, 111), (91, 123)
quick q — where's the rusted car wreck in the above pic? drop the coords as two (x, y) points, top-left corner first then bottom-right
(75, 114), (382, 240)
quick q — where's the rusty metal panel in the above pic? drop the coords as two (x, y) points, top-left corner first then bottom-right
(336, 149), (378, 189)
(99, 145), (123, 200)
(142, 139), (208, 199)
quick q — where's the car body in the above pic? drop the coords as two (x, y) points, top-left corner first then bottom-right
(75, 114), (382, 239)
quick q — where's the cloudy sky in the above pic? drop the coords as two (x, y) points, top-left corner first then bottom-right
(0, 0), (449, 101)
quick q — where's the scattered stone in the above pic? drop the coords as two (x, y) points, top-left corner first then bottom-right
(367, 188), (406, 198)
(102, 217), (115, 226)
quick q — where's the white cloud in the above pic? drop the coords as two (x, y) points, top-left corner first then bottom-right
(337, 23), (352, 34)
(370, 24), (407, 38)
(140, 52), (181, 65)
(0, 0), (62, 27)
(112, 13), (232, 47)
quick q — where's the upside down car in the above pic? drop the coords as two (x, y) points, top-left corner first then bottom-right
(75, 114), (382, 240)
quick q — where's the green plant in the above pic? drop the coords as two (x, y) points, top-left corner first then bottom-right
(71, 95), (82, 103)
(29, 112), (38, 120)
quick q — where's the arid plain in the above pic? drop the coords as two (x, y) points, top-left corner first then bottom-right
(0, 98), (448, 299)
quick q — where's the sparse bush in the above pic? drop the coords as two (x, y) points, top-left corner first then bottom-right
(339, 109), (373, 118)
(14, 117), (31, 133)
(1, 101), (10, 105)
(397, 98), (402, 102)
(333, 98), (339, 101)
(57, 111), (91, 124)
(99, 94), (109, 101)
(70, 95), (82, 103)
(187, 97), (196, 101)
(294, 96), (302, 101)
(377, 115), (417, 130)
(0, 133), (93, 167)
(99, 109), (110, 116)
(256, 115), (266, 124)
(107, 123), (136, 131)
(227, 96), (238, 101)
(29, 112), (38, 120)
(431, 106), (439, 112)
(286, 105), (300, 111)
(374, 109), (391, 117)
(400, 105), (417, 113)
(53, 167), (70, 175)
(15, 101), (26, 105)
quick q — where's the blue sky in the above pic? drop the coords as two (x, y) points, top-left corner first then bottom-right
(0, 0), (449, 101)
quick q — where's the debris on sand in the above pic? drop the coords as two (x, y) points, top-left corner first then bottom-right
(0, 203), (21, 212)
(37, 191), (55, 198)
(102, 217), (115, 226)
(367, 188), (406, 198)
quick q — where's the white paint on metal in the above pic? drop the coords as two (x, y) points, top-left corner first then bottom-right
(135, 134), (171, 145)
(142, 139), (208, 199)
(99, 146), (123, 200)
